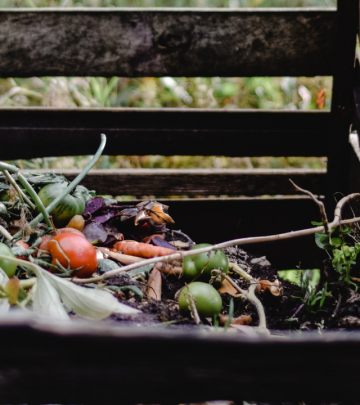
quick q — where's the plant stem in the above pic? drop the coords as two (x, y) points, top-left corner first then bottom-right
(13, 134), (107, 239)
(0, 162), (19, 173)
(0, 225), (13, 241)
(2, 170), (35, 210)
(17, 173), (53, 229)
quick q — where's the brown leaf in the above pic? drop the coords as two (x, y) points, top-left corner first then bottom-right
(219, 314), (252, 326)
(147, 268), (162, 300)
(148, 203), (175, 224)
(218, 278), (238, 295)
(257, 279), (281, 296)
(316, 89), (326, 109)
(4, 278), (20, 305)
(154, 262), (182, 275)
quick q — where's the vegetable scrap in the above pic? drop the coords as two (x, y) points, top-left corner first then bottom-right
(2, 134), (360, 334)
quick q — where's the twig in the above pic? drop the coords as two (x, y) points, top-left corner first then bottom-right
(2, 170), (35, 210)
(292, 303), (305, 318)
(72, 215), (360, 286)
(290, 179), (329, 233)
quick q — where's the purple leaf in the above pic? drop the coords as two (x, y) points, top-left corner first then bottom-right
(82, 222), (108, 244)
(83, 197), (104, 216)
(152, 236), (176, 250)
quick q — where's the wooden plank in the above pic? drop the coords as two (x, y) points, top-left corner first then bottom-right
(26, 168), (326, 196)
(326, 0), (358, 207)
(0, 108), (330, 159)
(0, 8), (336, 77)
(349, 132), (360, 193)
(2, 315), (360, 403)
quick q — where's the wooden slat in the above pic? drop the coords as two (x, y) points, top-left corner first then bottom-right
(26, 168), (326, 196)
(0, 108), (330, 159)
(0, 8), (336, 77)
(326, 0), (358, 206)
(2, 314), (360, 403)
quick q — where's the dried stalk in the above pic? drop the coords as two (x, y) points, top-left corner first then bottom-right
(289, 179), (329, 233)
(2, 170), (35, 210)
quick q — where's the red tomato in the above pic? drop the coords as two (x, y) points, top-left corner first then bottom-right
(48, 233), (98, 279)
(16, 240), (30, 261)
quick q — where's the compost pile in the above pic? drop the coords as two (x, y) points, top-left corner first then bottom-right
(1, 136), (360, 334)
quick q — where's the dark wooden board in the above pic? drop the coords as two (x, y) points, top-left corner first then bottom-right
(0, 8), (336, 77)
(1, 315), (360, 403)
(0, 108), (330, 159)
(27, 168), (326, 196)
(326, 0), (358, 207)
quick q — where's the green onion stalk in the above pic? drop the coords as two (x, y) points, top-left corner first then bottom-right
(0, 134), (107, 240)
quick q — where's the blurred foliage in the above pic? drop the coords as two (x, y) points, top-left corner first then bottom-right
(1, 0), (333, 173)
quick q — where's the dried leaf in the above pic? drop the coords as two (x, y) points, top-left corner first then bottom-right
(218, 278), (238, 295)
(4, 278), (20, 305)
(257, 279), (281, 296)
(316, 89), (326, 109)
(147, 268), (162, 300)
(220, 314), (252, 326)
(147, 203), (175, 224)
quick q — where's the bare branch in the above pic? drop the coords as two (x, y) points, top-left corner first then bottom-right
(289, 179), (329, 233)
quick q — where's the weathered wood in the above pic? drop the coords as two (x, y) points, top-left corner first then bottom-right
(0, 108), (330, 159)
(349, 133), (360, 193)
(26, 168), (326, 196)
(0, 8), (336, 77)
(326, 0), (358, 206)
(1, 314), (360, 403)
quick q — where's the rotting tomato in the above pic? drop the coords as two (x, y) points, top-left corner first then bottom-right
(48, 233), (98, 278)
(182, 243), (229, 283)
(38, 183), (88, 228)
(178, 282), (222, 320)
(0, 242), (17, 278)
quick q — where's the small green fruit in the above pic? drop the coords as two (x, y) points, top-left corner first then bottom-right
(178, 282), (222, 320)
(182, 243), (229, 282)
(0, 242), (17, 278)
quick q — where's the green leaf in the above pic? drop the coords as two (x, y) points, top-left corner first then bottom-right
(340, 226), (352, 234)
(311, 221), (323, 226)
(107, 285), (143, 300)
(315, 232), (332, 250)
(331, 237), (342, 247)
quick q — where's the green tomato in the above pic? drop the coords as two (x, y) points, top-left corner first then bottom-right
(38, 183), (88, 228)
(178, 282), (222, 319)
(0, 242), (17, 278)
(182, 243), (229, 283)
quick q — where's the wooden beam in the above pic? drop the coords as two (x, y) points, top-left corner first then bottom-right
(25, 168), (326, 196)
(0, 108), (330, 159)
(1, 313), (360, 403)
(326, 0), (358, 205)
(0, 8), (336, 77)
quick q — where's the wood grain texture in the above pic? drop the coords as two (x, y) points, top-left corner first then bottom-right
(0, 8), (336, 77)
(1, 314), (360, 403)
(0, 108), (330, 159)
(26, 168), (326, 196)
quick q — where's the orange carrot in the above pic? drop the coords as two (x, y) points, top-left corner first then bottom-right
(113, 241), (176, 258)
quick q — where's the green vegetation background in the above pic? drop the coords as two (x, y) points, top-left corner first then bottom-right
(2, 0), (333, 171)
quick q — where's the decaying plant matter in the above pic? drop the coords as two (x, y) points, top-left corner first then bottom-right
(2, 134), (360, 333)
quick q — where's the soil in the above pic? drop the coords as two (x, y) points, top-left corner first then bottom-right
(107, 242), (360, 332)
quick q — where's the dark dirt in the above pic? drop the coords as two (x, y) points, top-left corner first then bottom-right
(105, 241), (360, 331)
